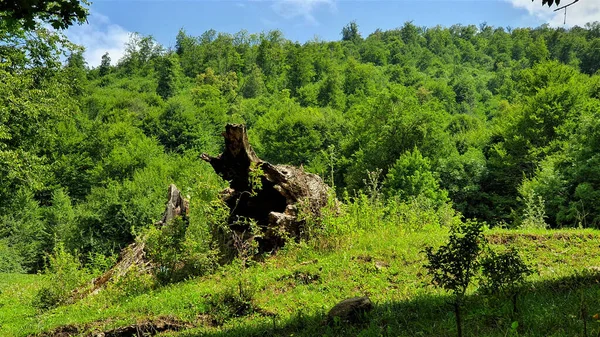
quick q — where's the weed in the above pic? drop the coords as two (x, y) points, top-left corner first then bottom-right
(33, 243), (90, 310)
(209, 280), (256, 326)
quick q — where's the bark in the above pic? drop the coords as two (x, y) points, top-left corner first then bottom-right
(454, 299), (463, 337)
(201, 124), (332, 254)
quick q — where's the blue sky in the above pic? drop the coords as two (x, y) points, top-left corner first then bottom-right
(65, 0), (600, 66)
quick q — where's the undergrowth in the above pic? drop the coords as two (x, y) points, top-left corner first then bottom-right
(3, 196), (600, 337)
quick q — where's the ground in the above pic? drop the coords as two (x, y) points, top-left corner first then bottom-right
(2, 225), (600, 337)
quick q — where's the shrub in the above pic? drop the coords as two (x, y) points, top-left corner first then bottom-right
(33, 244), (90, 310)
(423, 220), (486, 337)
(480, 247), (533, 315)
(0, 239), (24, 273)
(146, 215), (218, 284)
(208, 281), (256, 326)
(385, 148), (449, 209)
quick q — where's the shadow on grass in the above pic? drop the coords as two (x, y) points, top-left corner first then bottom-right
(177, 271), (600, 337)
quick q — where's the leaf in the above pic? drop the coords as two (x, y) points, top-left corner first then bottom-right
(511, 321), (519, 330)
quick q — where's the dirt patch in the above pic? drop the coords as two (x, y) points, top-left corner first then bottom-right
(39, 325), (79, 337)
(37, 316), (193, 337)
(486, 232), (600, 245)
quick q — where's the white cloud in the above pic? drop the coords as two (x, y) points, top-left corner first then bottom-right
(65, 12), (132, 68)
(507, 0), (600, 27)
(271, 0), (335, 25)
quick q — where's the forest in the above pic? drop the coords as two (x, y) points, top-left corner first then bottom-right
(3, 1), (600, 336)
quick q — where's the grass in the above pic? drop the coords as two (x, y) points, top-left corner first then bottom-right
(2, 224), (600, 336)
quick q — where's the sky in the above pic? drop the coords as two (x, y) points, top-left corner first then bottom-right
(64, 0), (600, 67)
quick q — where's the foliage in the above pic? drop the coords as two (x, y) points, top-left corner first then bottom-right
(33, 244), (89, 310)
(145, 216), (218, 284)
(480, 247), (533, 314)
(424, 220), (486, 295)
(0, 239), (24, 273)
(423, 220), (487, 336)
(156, 53), (181, 100)
(385, 148), (449, 208)
(518, 182), (548, 230)
(208, 280), (257, 326)
(0, 0), (89, 30)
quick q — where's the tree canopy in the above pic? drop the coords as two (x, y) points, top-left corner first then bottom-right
(0, 0), (89, 30)
(3, 15), (600, 273)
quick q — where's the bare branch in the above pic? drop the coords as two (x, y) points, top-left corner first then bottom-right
(554, 0), (580, 12)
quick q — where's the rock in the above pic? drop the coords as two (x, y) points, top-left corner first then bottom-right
(375, 261), (389, 270)
(327, 296), (373, 324)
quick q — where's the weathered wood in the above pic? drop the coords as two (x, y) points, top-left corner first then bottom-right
(155, 184), (190, 228)
(202, 124), (332, 254)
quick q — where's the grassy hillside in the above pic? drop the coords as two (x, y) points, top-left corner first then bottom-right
(3, 224), (600, 337)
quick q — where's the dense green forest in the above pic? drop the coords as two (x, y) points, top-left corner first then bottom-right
(3, 3), (600, 276)
(6, 2), (600, 336)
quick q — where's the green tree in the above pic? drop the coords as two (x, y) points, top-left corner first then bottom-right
(0, 0), (89, 30)
(385, 148), (449, 207)
(64, 50), (87, 96)
(99, 52), (111, 77)
(424, 221), (486, 337)
(341, 21), (361, 43)
(156, 54), (181, 100)
(242, 65), (266, 99)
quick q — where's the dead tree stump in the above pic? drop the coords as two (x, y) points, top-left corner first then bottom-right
(201, 124), (332, 254)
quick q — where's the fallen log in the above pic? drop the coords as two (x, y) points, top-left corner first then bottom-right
(201, 124), (332, 254)
(72, 184), (189, 299)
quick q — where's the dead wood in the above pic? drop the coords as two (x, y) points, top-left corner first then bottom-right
(201, 124), (333, 254)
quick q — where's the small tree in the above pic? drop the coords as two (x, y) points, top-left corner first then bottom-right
(423, 220), (486, 337)
(156, 54), (180, 100)
(99, 52), (111, 77)
(480, 247), (532, 316)
(341, 21), (361, 42)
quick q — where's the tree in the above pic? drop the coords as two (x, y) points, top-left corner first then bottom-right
(0, 0), (89, 30)
(423, 221), (486, 337)
(341, 21), (361, 42)
(241, 65), (265, 99)
(480, 248), (533, 316)
(99, 52), (111, 77)
(64, 51), (87, 95)
(385, 148), (449, 208)
(156, 54), (180, 100)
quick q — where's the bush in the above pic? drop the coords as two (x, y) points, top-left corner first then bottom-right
(33, 244), (90, 310)
(423, 220), (487, 337)
(145, 215), (218, 284)
(208, 281), (256, 326)
(385, 148), (449, 208)
(0, 239), (24, 273)
(480, 247), (533, 315)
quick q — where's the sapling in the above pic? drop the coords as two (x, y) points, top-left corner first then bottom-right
(423, 220), (486, 337)
(480, 247), (532, 317)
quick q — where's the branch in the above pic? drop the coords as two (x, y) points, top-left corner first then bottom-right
(554, 0), (580, 11)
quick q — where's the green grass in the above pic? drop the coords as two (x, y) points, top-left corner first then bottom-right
(3, 225), (600, 336)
